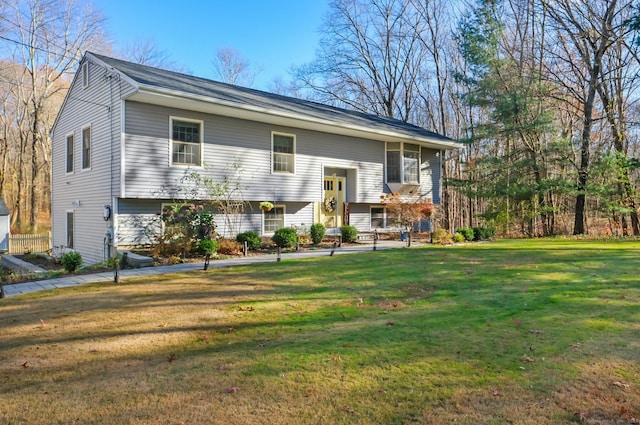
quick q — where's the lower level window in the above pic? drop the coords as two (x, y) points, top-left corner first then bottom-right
(264, 206), (285, 233)
(370, 207), (398, 229)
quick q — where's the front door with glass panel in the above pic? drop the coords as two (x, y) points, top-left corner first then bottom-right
(321, 176), (345, 228)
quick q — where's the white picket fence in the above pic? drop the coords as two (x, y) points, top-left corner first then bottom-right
(8, 232), (51, 254)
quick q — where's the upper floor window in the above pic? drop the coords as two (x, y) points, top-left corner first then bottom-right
(386, 142), (420, 184)
(82, 126), (91, 170)
(82, 61), (89, 88)
(171, 117), (202, 166)
(66, 133), (74, 173)
(272, 132), (295, 174)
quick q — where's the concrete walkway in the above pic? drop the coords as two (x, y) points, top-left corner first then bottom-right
(2, 240), (420, 297)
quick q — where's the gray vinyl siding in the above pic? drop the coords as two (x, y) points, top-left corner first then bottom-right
(420, 148), (442, 204)
(116, 199), (163, 246)
(123, 102), (387, 204)
(51, 59), (135, 264)
(117, 199), (315, 244)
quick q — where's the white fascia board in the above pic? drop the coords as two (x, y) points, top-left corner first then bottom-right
(127, 86), (462, 150)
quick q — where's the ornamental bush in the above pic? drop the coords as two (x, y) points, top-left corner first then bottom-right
(60, 251), (82, 273)
(472, 226), (496, 241)
(236, 231), (262, 251)
(457, 227), (475, 242)
(452, 232), (465, 243)
(340, 225), (358, 243)
(196, 238), (218, 255)
(272, 227), (298, 248)
(432, 228), (453, 245)
(310, 223), (326, 245)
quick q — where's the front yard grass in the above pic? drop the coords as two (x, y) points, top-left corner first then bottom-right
(0, 239), (639, 424)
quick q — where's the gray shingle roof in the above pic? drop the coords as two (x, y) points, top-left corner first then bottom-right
(88, 52), (457, 146)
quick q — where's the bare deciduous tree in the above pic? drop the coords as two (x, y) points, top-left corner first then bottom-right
(0, 0), (107, 232)
(212, 47), (261, 86)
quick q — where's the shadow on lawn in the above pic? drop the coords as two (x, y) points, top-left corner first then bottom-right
(2, 243), (639, 356)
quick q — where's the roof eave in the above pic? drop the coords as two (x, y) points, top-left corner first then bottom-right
(129, 85), (460, 150)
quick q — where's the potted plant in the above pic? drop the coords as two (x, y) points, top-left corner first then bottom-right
(421, 204), (434, 218)
(260, 201), (274, 212)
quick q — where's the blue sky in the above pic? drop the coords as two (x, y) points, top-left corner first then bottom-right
(93, 0), (329, 90)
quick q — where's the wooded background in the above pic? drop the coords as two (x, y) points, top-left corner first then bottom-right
(1, 0), (639, 237)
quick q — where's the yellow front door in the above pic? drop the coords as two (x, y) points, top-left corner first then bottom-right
(321, 176), (345, 228)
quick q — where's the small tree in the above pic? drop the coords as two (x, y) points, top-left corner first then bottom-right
(380, 191), (433, 230)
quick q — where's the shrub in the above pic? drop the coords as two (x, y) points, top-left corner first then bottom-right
(452, 232), (465, 243)
(457, 227), (475, 242)
(217, 238), (242, 255)
(196, 238), (218, 255)
(473, 226), (496, 241)
(60, 251), (82, 273)
(340, 225), (358, 243)
(272, 227), (298, 248)
(310, 223), (326, 245)
(432, 228), (453, 245)
(236, 231), (262, 251)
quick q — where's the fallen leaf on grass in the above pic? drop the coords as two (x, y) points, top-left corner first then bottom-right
(529, 329), (543, 335)
(225, 387), (240, 393)
(491, 388), (501, 397)
(341, 405), (356, 414)
(569, 342), (582, 348)
(40, 319), (48, 328)
(521, 354), (534, 362)
(386, 321), (394, 326)
(612, 381), (630, 389)
(574, 411), (587, 421)
(237, 306), (255, 312)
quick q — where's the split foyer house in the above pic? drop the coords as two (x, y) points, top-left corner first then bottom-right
(51, 52), (459, 264)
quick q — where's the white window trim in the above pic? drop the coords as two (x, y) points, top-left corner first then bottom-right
(65, 131), (74, 174)
(81, 124), (91, 171)
(82, 61), (89, 88)
(169, 116), (204, 168)
(385, 142), (421, 185)
(271, 131), (296, 175)
(262, 204), (286, 235)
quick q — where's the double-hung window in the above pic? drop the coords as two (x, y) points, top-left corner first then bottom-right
(263, 205), (285, 233)
(82, 126), (91, 170)
(66, 133), (74, 173)
(171, 117), (203, 166)
(386, 142), (421, 184)
(272, 132), (295, 174)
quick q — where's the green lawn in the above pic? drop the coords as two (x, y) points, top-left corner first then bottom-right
(1, 239), (639, 424)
